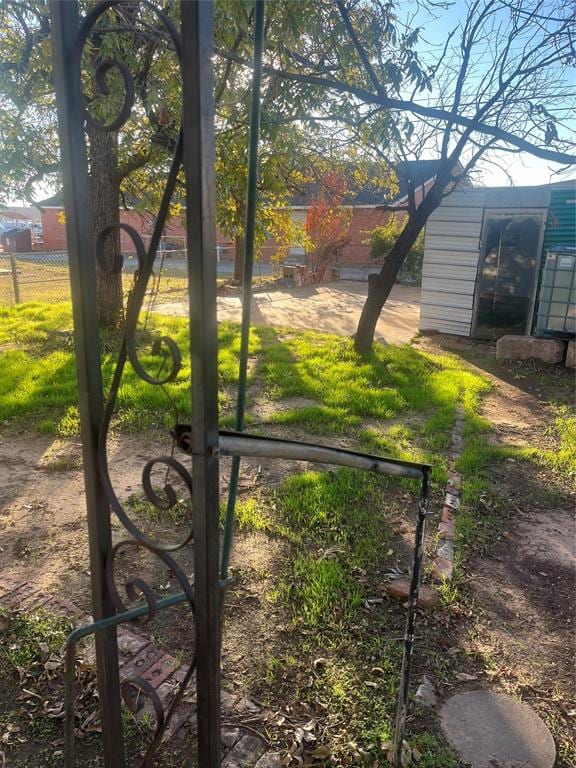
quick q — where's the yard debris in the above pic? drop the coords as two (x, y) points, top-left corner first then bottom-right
(455, 672), (478, 682)
(414, 675), (438, 709)
(382, 739), (421, 766)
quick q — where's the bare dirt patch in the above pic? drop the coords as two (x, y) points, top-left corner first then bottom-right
(459, 499), (576, 766)
(417, 335), (576, 767)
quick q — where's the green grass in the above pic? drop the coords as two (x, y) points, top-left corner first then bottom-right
(0, 303), (490, 765)
(0, 305), (490, 478)
(293, 555), (362, 626)
(411, 734), (461, 767)
(255, 326), (490, 429)
(0, 608), (69, 671)
(0, 304), (246, 432)
(125, 492), (190, 525)
(545, 409), (576, 476)
(232, 496), (275, 534)
(267, 404), (362, 433)
(242, 468), (395, 641)
(276, 468), (389, 568)
(235, 468), (393, 635)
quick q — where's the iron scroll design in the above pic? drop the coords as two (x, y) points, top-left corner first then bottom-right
(73, 3), (198, 762)
(56, 2), (434, 765)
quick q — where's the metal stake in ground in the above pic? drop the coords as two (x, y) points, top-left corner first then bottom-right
(221, 0), (266, 580)
(392, 467), (431, 765)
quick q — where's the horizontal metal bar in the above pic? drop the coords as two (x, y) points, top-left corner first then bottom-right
(66, 591), (189, 648)
(64, 578), (231, 768)
(218, 430), (428, 480)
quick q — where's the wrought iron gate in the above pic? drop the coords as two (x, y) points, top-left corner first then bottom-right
(50, 2), (431, 766)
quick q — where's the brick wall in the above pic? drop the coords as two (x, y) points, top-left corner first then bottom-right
(41, 209), (68, 251)
(41, 207), (221, 253)
(340, 208), (395, 265)
(261, 207), (405, 266)
(41, 177), (434, 266)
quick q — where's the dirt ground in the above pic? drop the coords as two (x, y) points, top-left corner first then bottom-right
(415, 335), (576, 766)
(0, 333), (574, 766)
(157, 282), (422, 346)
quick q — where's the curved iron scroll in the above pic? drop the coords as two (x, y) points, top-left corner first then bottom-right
(52, 1), (222, 766)
(75, 6), (198, 761)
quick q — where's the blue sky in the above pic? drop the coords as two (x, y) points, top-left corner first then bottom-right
(402, 0), (576, 187)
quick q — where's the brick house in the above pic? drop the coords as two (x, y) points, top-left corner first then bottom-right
(36, 160), (441, 269)
(280, 159), (442, 269)
(36, 195), (194, 253)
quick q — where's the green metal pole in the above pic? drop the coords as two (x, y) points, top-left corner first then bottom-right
(221, 0), (266, 579)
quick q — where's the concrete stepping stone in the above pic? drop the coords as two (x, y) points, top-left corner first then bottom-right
(440, 691), (556, 768)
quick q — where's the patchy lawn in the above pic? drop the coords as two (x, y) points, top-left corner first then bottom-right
(0, 302), (574, 767)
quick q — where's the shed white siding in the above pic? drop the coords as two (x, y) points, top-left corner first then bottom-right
(419, 190), (485, 336)
(418, 185), (551, 336)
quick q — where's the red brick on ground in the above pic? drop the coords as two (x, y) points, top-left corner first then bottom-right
(441, 506), (456, 524)
(387, 579), (439, 608)
(438, 521), (456, 540)
(432, 557), (454, 582)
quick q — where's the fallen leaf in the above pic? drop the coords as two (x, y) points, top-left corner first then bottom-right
(455, 672), (477, 682)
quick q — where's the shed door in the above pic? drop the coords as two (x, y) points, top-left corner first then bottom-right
(473, 212), (544, 339)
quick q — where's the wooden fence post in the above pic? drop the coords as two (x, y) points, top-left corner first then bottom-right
(9, 255), (21, 304)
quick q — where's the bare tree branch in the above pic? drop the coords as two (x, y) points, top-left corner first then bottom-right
(217, 48), (576, 164)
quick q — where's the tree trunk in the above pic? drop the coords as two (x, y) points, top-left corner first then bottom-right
(354, 182), (446, 354)
(88, 126), (124, 328)
(234, 234), (245, 284)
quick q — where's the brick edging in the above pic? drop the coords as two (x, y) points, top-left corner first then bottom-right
(431, 404), (464, 582)
(0, 577), (281, 768)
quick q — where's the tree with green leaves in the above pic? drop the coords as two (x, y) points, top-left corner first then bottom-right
(214, 101), (314, 283)
(369, 217), (424, 285)
(0, 1), (186, 326)
(222, 0), (576, 352)
(0, 1), (326, 317)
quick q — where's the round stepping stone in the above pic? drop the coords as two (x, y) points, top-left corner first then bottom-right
(440, 691), (556, 768)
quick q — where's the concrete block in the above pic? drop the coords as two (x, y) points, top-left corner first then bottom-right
(255, 754), (284, 768)
(437, 539), (455, 561)
(566, 340), (575, 368)
(440, 691), (556, 768)
(496, 335), (566, 364)
(221, 733), (266, 767)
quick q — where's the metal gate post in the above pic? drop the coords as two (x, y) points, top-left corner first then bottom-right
(181, 3), (222, 765)
(50, 2), (125, 765)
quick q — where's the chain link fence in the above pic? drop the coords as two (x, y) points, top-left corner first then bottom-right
(0, 245), (284, 307)
(0, 252), (71, 305)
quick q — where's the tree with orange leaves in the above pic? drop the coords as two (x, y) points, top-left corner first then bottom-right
(305, 173), (352, 275)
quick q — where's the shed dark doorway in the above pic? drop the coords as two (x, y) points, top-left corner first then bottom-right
(473, 212), (544, 339)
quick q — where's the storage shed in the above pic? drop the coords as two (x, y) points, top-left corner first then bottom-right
(419, 181), (576, 339)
